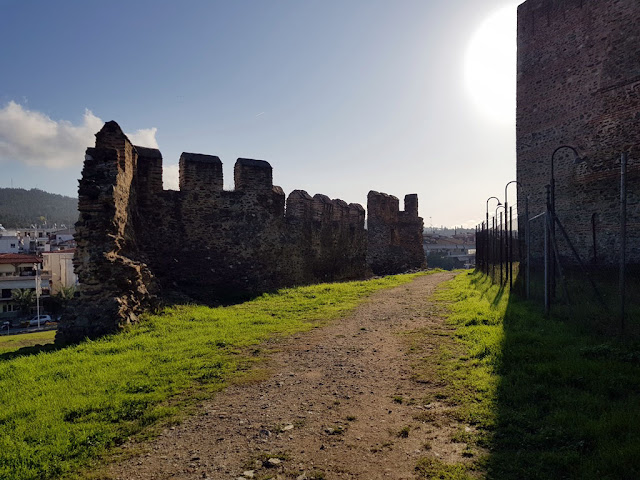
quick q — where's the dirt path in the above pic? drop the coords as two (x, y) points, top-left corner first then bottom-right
(105, 272), (471, 480)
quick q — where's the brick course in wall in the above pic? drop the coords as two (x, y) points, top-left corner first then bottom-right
(59, 122), (423, 342)
(517, 0), (639, 266)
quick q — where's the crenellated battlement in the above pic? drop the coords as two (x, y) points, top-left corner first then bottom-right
(234, 158), (273, 192)
(285, 190), (364, 227)
(179, 153), (223, 192)
(367, 191), (399, 220)
(62, 121), (398, 342)
(403, 194), (419, 217)
(136, 147), (163, 202)
(286, 189), (314, 220)
(367, 190), (425, 275)
(60, 121), (424, 342)
(89, 122), (361, 222)
(367, 191), (420, 222)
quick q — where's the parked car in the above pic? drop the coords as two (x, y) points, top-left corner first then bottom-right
(28, 315), (52, 327)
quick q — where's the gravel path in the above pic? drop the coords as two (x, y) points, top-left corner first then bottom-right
(105, 272), (470, 480)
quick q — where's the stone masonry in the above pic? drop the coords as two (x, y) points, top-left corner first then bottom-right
(367, 191), (426, 275)
(58, 122), (423, 342)
(517, 0), (639, 266)
(57, 124), (159, 341)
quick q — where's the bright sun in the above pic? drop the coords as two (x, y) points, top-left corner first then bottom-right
(464, 3), (519, 125)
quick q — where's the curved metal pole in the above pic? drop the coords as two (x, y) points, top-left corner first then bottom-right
(486, 196), (501, 232)
(550, 145), (581, 187)
(495, 205), (505, 285)
(550, 145), (581, 219)
(504, 180), (522, 207)
(486, 196), (501, 275)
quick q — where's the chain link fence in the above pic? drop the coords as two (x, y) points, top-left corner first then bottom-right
(477, 155), (638, 335)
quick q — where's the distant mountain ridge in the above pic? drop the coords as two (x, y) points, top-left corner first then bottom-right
(0, 188), (78, 229)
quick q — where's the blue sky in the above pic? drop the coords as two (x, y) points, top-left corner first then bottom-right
(0, 0), (521, 228)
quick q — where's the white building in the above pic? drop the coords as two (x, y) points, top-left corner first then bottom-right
(0, 254), (50, 320)
(423, 234), (476, 269)
(0, 230), (21, 254)
(52, 228), (75, 245)
(42, 249), (77, 294)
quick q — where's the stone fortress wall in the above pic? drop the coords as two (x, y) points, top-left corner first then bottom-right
(517, 0), (640, 266)
(367, 191), (426, 275)
(58, 122), (425, 342)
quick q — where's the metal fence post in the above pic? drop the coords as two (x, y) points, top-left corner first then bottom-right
(591, 212), (598, 265)
(620, 152), (627, 333)
(509, 206), (513, 290)
(499, 211), (504, 285)
(492, 216), (496, 281)
(525, 196), (530, 300)
(544, 185), (551, 316)
(482, 221), (486, 274)
(483, 221), (487, 274)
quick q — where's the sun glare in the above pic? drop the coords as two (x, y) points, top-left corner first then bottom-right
(464, 3), (518, 125)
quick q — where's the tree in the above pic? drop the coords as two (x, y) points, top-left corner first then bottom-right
(11, 288), (34, 317)
(57, 286), (75, 302)
(49, 286), (75, 315)
(0, 188), (77, 228)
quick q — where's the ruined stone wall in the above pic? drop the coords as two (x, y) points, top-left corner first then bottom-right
(59, 122), (373, 342)
(58, 123), (158, 341)
(138, 154), (368, 304)
(517, 0), (640, 266)
(367, 191), (426, 275)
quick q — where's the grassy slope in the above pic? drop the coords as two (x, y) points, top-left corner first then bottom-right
(0, 330), (56, 355)
(0, 275), (418, 480)
(423, 271), (640, 480)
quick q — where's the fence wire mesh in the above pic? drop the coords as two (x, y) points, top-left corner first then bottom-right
(476, 169), (639, 336)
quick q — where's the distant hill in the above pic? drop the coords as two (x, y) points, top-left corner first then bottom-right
(0, 188), (78, 229)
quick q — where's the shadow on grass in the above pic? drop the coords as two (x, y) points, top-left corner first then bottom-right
(469, 272), (495, 301)
(486, 273), (640, 479)
(491, 285), (505, 308)
(0, 341), (64, 361)
(0, 291), (265, 363)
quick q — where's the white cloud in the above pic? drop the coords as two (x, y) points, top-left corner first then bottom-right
(163, 163), (179, 190)
(0, 101), (158, 168)
(127, 128), (158, 149)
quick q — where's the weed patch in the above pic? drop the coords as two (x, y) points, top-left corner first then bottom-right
(415, 456), (474, 480)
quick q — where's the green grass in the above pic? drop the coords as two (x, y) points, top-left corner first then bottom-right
(427, 271), (640, 479)
(0, 330), (56, 355)
(0, 274), (418, 480)
(520, 266), (640, 336)
(415, 457), (475, 480)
